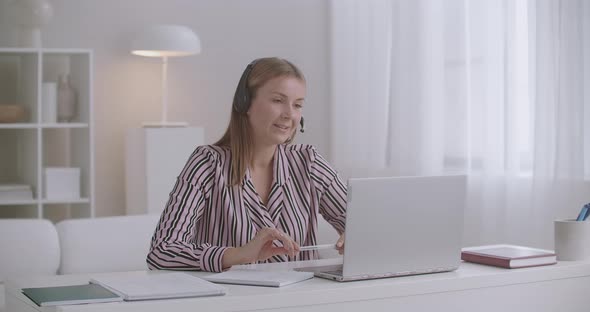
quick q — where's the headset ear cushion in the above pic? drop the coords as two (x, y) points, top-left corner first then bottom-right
(233, 62), (256, 113)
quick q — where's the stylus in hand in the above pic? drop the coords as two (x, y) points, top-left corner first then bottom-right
(299, 244), (337, 252)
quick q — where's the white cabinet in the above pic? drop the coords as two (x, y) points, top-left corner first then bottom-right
(0, 48), (94, 221)
(125, 127), (204, 215)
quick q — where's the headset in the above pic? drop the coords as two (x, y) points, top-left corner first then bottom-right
(232, 59), (305, 133)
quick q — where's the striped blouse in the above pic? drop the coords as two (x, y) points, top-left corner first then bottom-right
(147, 144), (347, 272)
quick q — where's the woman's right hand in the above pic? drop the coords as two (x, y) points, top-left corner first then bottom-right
(222, 227), (299, 269)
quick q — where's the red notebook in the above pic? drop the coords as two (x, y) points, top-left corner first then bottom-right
(461, 245), (557, 269)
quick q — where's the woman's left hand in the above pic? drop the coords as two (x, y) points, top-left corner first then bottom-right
(336, 232), (345, 255)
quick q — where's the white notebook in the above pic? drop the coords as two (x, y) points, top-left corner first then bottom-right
(90, 272), (226, 301)
(203, 270), (314, 287)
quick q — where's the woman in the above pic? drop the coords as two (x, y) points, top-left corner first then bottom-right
(147, 57), (347, 272)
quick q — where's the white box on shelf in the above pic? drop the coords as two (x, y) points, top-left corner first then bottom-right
(44, 167), (80, 200)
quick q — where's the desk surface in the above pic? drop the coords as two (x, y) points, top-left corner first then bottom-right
(6, 258), (590, 312)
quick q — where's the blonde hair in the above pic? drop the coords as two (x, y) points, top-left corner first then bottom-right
(214, 57), (305, 185)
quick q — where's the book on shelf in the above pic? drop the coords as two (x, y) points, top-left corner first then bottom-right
(90, 272), (226, 301)
(461, 244), (557, 269)
(0, 184), (33, 201)
(22, 283), (123, 307)
(203, 269), (314, 287)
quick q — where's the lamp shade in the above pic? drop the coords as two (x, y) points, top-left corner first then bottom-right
(131, 25), (201, 57)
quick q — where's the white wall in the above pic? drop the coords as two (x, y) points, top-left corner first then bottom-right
(0, 0), (332, 217)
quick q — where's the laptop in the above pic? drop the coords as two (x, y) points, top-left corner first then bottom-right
(299, 175), (466, 282)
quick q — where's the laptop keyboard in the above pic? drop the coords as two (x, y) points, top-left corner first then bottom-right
(324, 269), (343, 276)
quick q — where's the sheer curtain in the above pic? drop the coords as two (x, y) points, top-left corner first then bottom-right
(330, 0), (589, 248)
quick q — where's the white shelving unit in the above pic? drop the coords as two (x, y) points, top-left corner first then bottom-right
(0, 48), (94, 220)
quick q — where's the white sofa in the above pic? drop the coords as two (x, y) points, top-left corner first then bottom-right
(0, 219), (60, 312)
(0, 214), (160, 312)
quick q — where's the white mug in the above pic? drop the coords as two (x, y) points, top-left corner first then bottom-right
(554, 219), (590, 261)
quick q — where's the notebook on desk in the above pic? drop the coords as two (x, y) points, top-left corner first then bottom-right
(90, 272), (226, 301)
(297, 175), (467, 282)
(22, 283), (123, 307)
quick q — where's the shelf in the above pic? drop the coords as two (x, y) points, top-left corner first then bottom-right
(0, 48), (38, 53)
(42, 123), (89, 129)
(0, 48), (91, 54)
(41, 198), (89, 204)
(0, 199), (38, 206)
(0, 123), (39, 129)
(0, 48), (93, 221)
(0, 123), (90, 129)
(0, 198), (90, 206)
(42, 49), (92, 54)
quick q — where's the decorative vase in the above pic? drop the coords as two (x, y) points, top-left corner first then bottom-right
(57, 74), (77, 122)
(6, 0), (54, 48)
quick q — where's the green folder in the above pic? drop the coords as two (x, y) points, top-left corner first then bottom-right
(22, 283), (123, 307)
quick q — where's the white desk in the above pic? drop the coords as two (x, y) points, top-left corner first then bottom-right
(6, 258), (590, 312)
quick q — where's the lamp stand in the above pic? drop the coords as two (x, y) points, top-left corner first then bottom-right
(142, 56), (188, 128)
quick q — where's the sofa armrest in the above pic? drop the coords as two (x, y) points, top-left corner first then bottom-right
(0, 219), (60, 283)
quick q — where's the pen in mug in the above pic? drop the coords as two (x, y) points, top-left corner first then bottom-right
(299, 244), (337, 252)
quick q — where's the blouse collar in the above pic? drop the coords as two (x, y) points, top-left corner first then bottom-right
(242, 144), (291, 187)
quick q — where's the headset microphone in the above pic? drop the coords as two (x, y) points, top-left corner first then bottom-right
(300, 116), (305, 133)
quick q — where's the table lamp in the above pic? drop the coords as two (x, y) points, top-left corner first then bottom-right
(131, 24), (201, 127)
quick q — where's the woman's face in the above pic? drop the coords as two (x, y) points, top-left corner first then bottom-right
(247, 76), (306, 147)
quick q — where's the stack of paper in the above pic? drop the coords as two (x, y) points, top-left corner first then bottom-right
(90, 272), (226, 301)
(204, 269), (314, 287)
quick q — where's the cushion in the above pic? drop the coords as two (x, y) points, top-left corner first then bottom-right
(56, 214), (160, 274)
